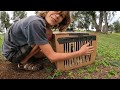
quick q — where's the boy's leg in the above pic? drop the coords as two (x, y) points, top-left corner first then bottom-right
(33, 49), (46, 59)
(18, 45), (45, 71)
(20, 45), (42, 64)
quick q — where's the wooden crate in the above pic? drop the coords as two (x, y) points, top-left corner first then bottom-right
(51, 32), (97, 71)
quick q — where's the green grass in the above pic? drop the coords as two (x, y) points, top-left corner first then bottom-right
(0, 34), (4, 49)
(97, 33), (120, 61)
(0, 34), (4, 61)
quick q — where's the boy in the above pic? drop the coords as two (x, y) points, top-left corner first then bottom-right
(2, 11), (94, 71)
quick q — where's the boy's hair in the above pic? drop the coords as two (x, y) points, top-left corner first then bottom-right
(36, 11), (71, 32)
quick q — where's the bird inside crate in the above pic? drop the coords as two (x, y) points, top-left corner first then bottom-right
(51, 32), (97, 71)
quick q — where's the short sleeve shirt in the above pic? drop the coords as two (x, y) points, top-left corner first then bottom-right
(2, 15), (48, 59)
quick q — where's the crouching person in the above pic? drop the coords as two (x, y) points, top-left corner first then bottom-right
(2, 11), (94, 71)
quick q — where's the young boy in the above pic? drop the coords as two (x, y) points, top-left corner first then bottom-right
(2, 11), (94, 71)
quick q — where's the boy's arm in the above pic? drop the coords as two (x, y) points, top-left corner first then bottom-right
(39, 43), (94, 63)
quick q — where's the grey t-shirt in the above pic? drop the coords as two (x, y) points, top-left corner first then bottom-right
(2, 15), (49, 59)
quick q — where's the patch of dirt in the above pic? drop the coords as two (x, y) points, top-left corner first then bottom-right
(0, 58), (56, 79)
(0, 58), (120, 79)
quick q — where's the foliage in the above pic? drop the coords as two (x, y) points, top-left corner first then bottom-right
(71, 11), (116, 33)
(12, 11), (27, 21)
(47, 70), (62, 79)
(0, 11), (11, 30)
(71, 11), (92, 30)
(108, 24), (114, 32)
(113, 20), (120, 33)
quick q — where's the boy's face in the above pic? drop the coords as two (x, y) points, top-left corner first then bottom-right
(45, 11), (67, 26)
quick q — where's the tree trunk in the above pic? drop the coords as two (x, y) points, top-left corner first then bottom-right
(91, 13), (101, 32)
(103, 11), (108, 34)
(99, 11), (103, 32)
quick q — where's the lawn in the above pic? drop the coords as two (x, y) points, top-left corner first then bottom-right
(0, 32), (120, 79)
(0, 34), (4, 49)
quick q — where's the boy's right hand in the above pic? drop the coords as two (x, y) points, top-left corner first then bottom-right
(79, 42), (94, 56)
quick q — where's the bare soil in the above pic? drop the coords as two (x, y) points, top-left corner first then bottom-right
(0, 58), (120, 79)
(0, 58), (56, 79)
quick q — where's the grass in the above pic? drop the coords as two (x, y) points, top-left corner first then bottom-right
(0, 32), (120, 79)
(0, 34), (5, 62)
(0, 34), (4, 49)
(97, 33), (120, 61)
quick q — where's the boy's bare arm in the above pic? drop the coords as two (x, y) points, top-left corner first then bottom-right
(39, 43), (94, 63)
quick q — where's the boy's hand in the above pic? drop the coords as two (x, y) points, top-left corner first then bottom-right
(79, 42), (94, 56)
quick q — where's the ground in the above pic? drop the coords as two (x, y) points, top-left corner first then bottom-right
(0, 58), (57, 79)
(0, 57), (120, 79)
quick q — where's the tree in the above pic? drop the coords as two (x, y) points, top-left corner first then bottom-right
(72, 11), (117, 33)
(108, 24), (114, 33)
(113, 20), (120, 33)
(102, 11), (116, 34)
(0, 11), (11, 31)
(71, 11), (91, 30)
(98, 11), (103, 32)
(89, 11), (102, 32)
(102, 11), (108, 34)
(12, 11), (27, 21)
